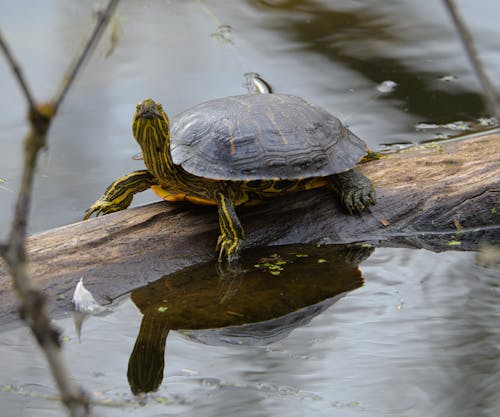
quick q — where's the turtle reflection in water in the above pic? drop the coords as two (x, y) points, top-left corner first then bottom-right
(83, 94), (376, 263)
(127, 244), (373, 395)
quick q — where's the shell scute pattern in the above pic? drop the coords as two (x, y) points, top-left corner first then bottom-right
(170, 94), (366, 181)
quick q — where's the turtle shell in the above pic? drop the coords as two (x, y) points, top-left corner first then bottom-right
(170, 94), (368, 181)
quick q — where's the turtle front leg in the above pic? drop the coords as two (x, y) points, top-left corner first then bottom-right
(328, 169), (376, 214)
(83, 170), (157, 219)
(214, 186), (245, 263)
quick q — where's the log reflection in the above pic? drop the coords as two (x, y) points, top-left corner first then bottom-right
(127, 244), (373, 394)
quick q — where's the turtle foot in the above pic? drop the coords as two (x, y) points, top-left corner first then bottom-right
(83, 197), (130, 220)
(329, 169), (376, 215)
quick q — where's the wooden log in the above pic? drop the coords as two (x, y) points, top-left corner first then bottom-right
(0, 133), (499, 325)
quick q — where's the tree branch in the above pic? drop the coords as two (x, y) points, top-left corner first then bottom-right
(443, 0), (500, 120)
(0, 1), (120, 416)
(0, 30), (36, 110)
(53, 0), (120, 111)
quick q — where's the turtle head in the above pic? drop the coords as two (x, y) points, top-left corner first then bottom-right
(132, 99), (170, 148)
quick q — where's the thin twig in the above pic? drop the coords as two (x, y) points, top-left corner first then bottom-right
(3, 99), (90, 417)
(0, 31), (36, 110)
(53, 0), (120, 111)
(443, 0), (500, 120)
(0, 1), (121, 416)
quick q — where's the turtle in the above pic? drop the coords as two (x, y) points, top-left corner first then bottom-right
(83, 94), (376, 263)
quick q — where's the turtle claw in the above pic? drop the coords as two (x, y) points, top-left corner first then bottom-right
(83, 206), (99, 220)
(329, 169), (376, 215)
(83, 198), (124, 220)
(341, 184), (376, 214)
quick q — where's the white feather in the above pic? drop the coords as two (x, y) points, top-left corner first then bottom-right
(72, 277), (105, 314)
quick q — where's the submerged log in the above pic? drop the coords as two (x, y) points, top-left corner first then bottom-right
(0, 133), (499, 324)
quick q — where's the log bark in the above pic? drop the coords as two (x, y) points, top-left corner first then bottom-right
(0, 133), (499, 325)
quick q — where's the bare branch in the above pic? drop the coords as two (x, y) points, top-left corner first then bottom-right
(53, 0), (120, 111)
(0, 30), (36, 110)
(443, 0), (500, 120)
(1, 1), (121, 416)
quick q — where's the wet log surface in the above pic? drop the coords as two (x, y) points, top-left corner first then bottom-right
(0, 133), (499, 325)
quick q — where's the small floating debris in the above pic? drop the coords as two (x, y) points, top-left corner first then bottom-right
(415, 121), (471, 131)
(244, 72), (273, 94)
(415, 117), (497, 133)
(154, 396), (169, 405)
(379, 142), (415, 152)
(210, 24), (233, 44)
(477, 117), (497, 126)
(361, 243), (375, 248)
(255, 263), (284, 276)
(181, 368), (199, 376)
(254, 253), (287, 276)
(376, 80), (397, 93)
(0, 177), (12, 192)
(438, 75), (458, 82)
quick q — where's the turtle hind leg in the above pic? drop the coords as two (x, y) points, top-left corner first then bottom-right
(214, 186), (245, 264)
(328, 169), (376, 214)
(83, 170), (157, 219)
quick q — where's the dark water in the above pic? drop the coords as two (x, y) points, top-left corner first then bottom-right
(0, 1), (499, 416)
